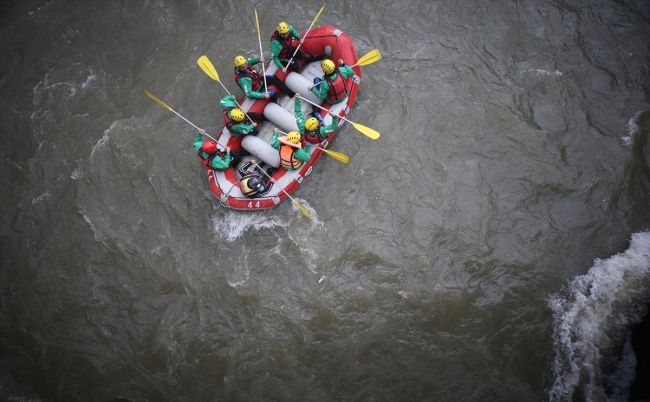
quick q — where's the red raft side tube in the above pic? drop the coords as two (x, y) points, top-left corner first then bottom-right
(205, 25), (361, 211)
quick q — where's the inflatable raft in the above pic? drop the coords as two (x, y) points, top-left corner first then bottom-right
(205, 25), (360, 211)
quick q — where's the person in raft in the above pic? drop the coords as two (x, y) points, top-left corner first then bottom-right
(194, 129), (243, 170)
(293, 93), (339, 144)
(270, 22), (324, 73)
(237, 159), (273, 198)
(308, 59), (355, 105)
(220, 94), (258, 136)
(233, 55), (296, 103)
(271, 129), (311, 170)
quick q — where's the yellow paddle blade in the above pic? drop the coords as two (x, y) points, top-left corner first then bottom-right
(197, 55), (220, 82)
(351, 122), (380, 139)
(292, 198), (312, 218)
(143, 90), (172, 112)
(311, 4), (326, 26)
(321, 148), (349, 163)
(254, 8), (261, 39)
(355, 49), (381, 67)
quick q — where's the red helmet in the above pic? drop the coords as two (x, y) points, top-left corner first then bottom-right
(201, 141), (217, 154)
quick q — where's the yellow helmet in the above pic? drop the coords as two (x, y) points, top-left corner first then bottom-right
(234, 55), (247, 68)
(229, 108), (245, 122)
(321, 59), (336, 75)
(305, 117), (319, 131)
(278, 22), (290, 34)
(287, 131), (301, 143)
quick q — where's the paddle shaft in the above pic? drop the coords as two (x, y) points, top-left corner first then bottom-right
(285, 4), (325, 70)
(298, 97), (357, 127)
(254, 9), (268, 93)
(197, 56), (256, 124)
(143, 90), (228, 147)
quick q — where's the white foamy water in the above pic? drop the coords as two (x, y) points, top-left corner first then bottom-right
(212, 209), (288, 242)
(622, 111), (644, 147)
(548, 232), (650, 401)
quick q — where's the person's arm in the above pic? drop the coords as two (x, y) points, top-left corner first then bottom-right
(319, 116), (339, 137)
(229, 122), (255, 136)
(310, 78), (329, 99)
(294, 145), (311, 162)
(210, 152), (231, 170)
(339, 64), (355, 78)
(248, 57), (261, 66)
(270, 40), (285, 68)
(193, 133), (203, 152)
(238, 76), (265, 99)
(220, 94), (237, 108)
(293, 95), (304, 118)
(289, 26), (302, 41)
(271, 129), (281, 149)
(294, 95), (307, 133)
(238, 161), (253, 177)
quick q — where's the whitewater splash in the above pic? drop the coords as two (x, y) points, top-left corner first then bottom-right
(622, 110), (644, 147)
(213, 201), (326, 281)
(212, 199), (322, 243)
(548, 232), (650, 401)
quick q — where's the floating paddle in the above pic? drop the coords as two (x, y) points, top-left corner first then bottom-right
(253, 163), (312, 219)
(298, 97), (380, 140)
(284, 3), (326, 72)
(196, 55), (256, 124)
(143, 90), (226, 146)
(275, 129), (349, 163)
(254, 8), (268, 94)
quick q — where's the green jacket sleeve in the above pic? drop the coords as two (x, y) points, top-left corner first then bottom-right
(311, 77), (330, 100)
(248, 57), (261, 66)
(289, 26), (302, 41)
(229, 122), (255, 136)
(220, 94), (238, 109)
(210, 152), (231, 170)
(319, 117), (339, 137)
(340, 64), (355, 79)
(270, 40), (285, 68)
(238, 76), (265, 99)
(294, 146), (311, 162)
(193, 133), (203, 152)
(271, 131), (281, 149)
(294, 98), (307, 133)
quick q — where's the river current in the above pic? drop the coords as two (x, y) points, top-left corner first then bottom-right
(1, 1), (649, 401)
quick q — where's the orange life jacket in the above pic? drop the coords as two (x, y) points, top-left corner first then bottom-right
(280, 145), (303, 170)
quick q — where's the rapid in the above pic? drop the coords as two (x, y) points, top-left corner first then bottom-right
(1, 0), (649, 401)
